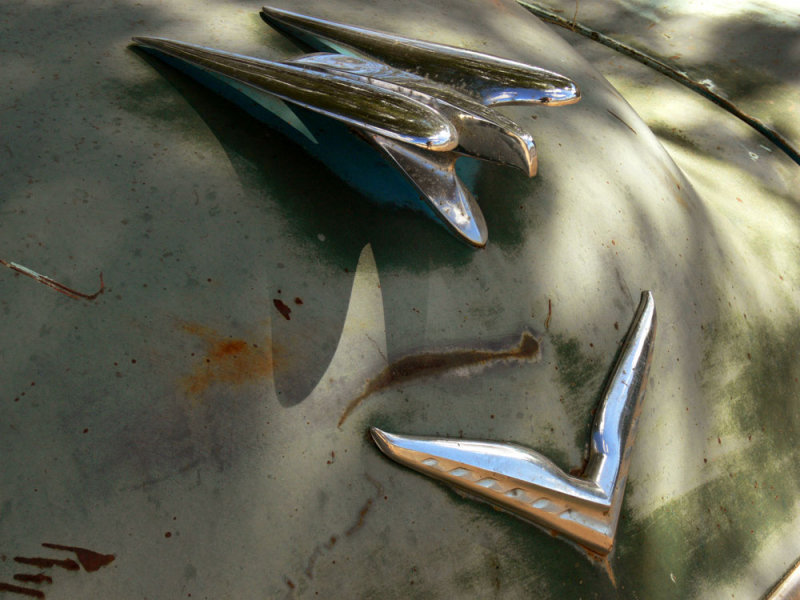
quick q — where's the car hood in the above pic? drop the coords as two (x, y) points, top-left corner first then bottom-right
(1, 0), (799, 598)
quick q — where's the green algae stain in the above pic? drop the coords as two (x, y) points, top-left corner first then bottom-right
(614, 312), (800, 599)
(616, 442), (800, 599)
(712, 318), (800, 448)
(550, 334), (606, 451)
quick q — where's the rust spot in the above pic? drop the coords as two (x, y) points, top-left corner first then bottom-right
(569, 452), (592, 477)
(179, 323), (273, 397)
(294, 297), (303, 305)
(286, 579), (295, 590)
(338, 330), (540, 427)
(273, 299), (291, 320)
(545, 299), (552, 330)
(0, 583), (44, 598)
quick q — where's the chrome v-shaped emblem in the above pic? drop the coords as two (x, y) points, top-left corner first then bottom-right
(372, 291), (656, 555)
(132, 7), (579, 247)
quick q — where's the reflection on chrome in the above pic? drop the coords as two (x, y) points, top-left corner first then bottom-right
(133, 7), (579, 247)
(259, 6), (581, 108)
(372, 291), (656, 555)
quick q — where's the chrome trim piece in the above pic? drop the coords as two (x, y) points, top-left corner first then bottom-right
(290, 53), (538, 177)
(365, 134), (487, 246)
(133, 7), (580, 247)
(260, 6), (581, 107)
(372, 291), (656, 555)
(131, 37), (458, 152)
(765, 558), (800, 600)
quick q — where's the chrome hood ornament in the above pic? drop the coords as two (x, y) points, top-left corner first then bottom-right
(132, 7), (579, 247)
(372, 291), (656, 556)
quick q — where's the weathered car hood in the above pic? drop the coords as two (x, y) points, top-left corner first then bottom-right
(1, 0), (799, 598)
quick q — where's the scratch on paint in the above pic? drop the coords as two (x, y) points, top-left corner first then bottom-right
(292, 475), (383, 587)
(0, 259), (104, 300)
(346, 475), (383, 537)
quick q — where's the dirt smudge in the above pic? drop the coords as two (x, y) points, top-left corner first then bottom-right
(338, 330), (541, 427)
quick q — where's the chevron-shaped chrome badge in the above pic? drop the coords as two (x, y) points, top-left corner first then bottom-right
(372, 291), (656, 555)
(132, 7), (579, 247)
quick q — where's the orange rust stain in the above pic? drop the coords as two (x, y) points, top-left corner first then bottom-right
(179, 322), (273, 397)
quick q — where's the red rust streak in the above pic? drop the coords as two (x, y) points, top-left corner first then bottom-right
(345, 475), (383, 537)
(12, 574), (52, 584)
(41, 543), (115, 572)
(13, 557), (78, 571)
(545, 299), (552, 330)
(0, 259), (104, 300)
(345, 499), (374, 537)
(0, 582), (44, 598)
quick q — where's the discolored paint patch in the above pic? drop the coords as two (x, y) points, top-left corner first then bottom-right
(180, 322), (273, 397)
(338, 330), (541, 426)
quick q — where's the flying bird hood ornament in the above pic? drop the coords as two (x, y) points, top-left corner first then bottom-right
(132, 7), (580, 247)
